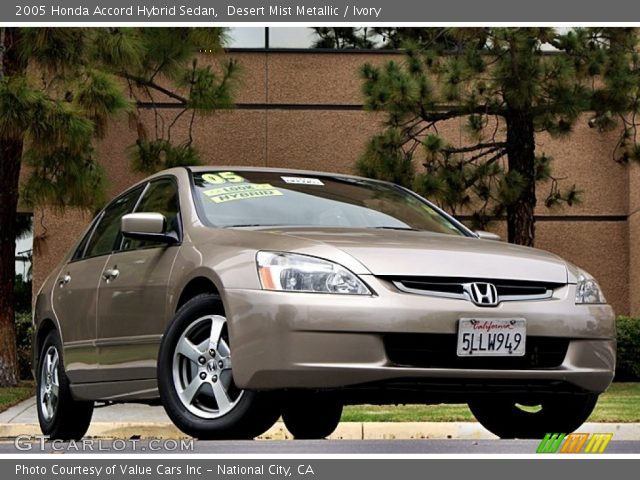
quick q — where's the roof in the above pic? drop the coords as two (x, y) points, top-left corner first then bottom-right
(186, 165), (377, 183)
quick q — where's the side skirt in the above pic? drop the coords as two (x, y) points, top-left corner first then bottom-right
(70, 379), (159, 402)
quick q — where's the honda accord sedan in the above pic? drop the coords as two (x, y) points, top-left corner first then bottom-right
(33, 167), (615, 440)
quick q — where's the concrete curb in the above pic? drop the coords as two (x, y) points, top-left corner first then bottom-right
(2, 422), (639, 440)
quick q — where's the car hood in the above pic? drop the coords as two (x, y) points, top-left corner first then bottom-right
(254, 227), (568, 283)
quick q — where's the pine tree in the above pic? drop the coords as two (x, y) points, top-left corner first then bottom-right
(357, 27), (640, 244)
(311, 28), (377, 49)
(0, 27), (238, 386)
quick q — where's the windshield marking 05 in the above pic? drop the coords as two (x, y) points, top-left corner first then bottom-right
(202, 171), (246, 185)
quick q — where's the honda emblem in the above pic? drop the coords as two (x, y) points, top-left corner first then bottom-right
(464, 282), (499, 307)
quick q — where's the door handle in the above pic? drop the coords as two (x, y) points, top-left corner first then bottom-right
(102, 267), (120, 282)
(58, 274), (71, 287)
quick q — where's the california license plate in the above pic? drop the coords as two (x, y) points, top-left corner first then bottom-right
(456, 318), (526, 356)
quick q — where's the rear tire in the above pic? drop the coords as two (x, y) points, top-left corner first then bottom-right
(158, 293), (280, 439)
(36, 330), (94, 440)
(468, 394), (599, 439)
(282, 393), (343, 439)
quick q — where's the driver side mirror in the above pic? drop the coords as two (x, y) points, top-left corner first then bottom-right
(121, 212), (179, 245)
(475, 230), (501, 241)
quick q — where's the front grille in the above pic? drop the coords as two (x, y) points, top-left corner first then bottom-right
(384, 333), (569, 369)
(390, 276), (563, 303)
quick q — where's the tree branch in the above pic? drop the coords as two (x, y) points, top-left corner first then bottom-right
(416, 104), (507, 122)
(443, 141), (508, 154)
(119, 72), (188, 104)
(463, 149), (508, 189)
(463, 145), (506, 165)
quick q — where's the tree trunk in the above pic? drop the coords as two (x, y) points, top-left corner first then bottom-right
(505, 109), (537, 247)
(0, 28), (25, 386)
(0, 140), (22, 386)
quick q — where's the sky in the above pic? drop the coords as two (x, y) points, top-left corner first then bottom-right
(226, 27), (317, 48)
(15, 235), (32, 279)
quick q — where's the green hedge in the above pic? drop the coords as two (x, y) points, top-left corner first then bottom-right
(616, 316), (640, 381)
(15, 312), (33, 381)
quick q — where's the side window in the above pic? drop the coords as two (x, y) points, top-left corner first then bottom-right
(121, 178), (180, 251)
(71, 215), (102, 261)
(83, 187), (143, 258)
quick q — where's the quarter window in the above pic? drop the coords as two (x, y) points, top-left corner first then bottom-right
(71, 216), (101, 261)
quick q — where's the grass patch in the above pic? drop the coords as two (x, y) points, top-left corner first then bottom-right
(342, 383), (640, 423)
(343, 403), (474, 422)
(589, 382), (640, 422)
(0, 381), (35, 413)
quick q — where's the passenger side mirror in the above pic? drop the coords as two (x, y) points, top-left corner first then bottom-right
(121, 212), (179, 245)
(475, 230), (501, 241)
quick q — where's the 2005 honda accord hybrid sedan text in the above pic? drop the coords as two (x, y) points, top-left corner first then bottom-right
(33, 167), (615, 440)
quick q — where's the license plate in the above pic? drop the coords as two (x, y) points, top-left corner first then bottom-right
(456, 318), (526, 356)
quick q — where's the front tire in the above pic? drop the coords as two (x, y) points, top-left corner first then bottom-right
(158, 294), (280, 439)
(468, 394), (599, 439)
(282, 393), (343, 439)
(36, 330), (94, 440)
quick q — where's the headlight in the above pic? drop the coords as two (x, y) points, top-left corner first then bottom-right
(256, 252), (371, 295)
(575, 270), (606, 304)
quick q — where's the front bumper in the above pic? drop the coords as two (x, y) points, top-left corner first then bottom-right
(223, 276), (616, 396)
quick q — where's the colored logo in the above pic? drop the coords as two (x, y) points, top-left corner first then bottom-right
(536, 433), (613, 453)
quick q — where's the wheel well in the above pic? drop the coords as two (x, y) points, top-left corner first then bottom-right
(35, 319), (57, 364)
(176, 277), (220, 311)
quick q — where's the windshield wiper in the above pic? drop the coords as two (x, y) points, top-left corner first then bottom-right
(224, 224), (285, 228)
(223, 224), (419, 231)
(372, 226), (419, 231)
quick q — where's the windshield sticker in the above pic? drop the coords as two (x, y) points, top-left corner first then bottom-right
(281, 176), (324, 186)
(202, 172), (245, 185)
(204, 183), (283, 203)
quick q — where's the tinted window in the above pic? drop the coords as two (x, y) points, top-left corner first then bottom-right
(84, 188), (142, 258)
(121, 178), (180, 251)
(71, 217), (101, 261)
(191, 171), (464, 236)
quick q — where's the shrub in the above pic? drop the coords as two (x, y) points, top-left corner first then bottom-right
(15, 311), (33, 381)
(615, 316), (640, 381)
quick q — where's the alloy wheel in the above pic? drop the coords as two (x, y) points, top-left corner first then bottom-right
(171, 315), (243, 419)
(39, 346), (60, 422)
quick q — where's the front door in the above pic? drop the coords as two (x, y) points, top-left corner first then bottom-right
(54, 186), (143, 383)
(95, 177), (182, 382)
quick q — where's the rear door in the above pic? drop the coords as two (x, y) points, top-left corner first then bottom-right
(95, 177), (182, 382)
(53, 187), (143, 383)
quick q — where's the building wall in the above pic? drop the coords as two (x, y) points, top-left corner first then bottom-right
(629, 165), (640, 315)
(31, 51), (637, 315)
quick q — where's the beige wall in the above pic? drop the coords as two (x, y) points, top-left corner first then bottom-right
(629, 164), (640, 315)
(30, 51), (639, 315)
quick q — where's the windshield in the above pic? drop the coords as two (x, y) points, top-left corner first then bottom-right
(191, 170), (466, 236)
